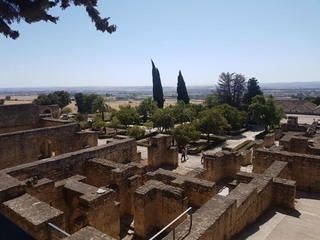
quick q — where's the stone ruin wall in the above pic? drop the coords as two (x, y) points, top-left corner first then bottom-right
(0, 104), (40, 133)
(134, 180), (188, 239)
(162, 160), (296, 240)
(201, 150), (241, 182)
(0, 138), (140, 240)
(0, 123), (98, 170)
(253, 148), (320, 192)
(147, 134), (178, 169)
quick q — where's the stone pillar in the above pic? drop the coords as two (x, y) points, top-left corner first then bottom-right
(148, 134), (178, 168)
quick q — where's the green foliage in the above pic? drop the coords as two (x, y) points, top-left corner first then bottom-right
(1, 1), (116, 39)
(92, 116), (106, 131)
(0, 99), (4, 105)
(138, 98), (158, 122)
(152, 108), (175, 132)
(116, 106), (139, 127)
(151, 60), (165, 108)
(128, 126), (146, 139)
(74, 93), (102, 114)
(173, 124), (200, 146)
(243, 78), (263, 104)
(33, 91), (71, 108)
(177, 71), (190, 104)
(248, 95), (285, 131)
(216, 72), (246, 107)
(108, 116), (120, 129)
(143, 121), (154, 129)
(214, 104), (247, 131)
(194, 109), (230, 141)
(205, 94), (219, 108)
(169, 101), (197, 124)
(92, 96), (107, 120)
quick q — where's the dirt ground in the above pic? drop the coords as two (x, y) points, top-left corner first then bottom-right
(1, 95), (204, 112)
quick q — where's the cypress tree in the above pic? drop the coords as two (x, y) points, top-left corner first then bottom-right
(151, 60), (165, 108)
(177, 71), (190, 104)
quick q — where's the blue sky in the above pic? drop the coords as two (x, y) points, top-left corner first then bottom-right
(1, 0), (320, 87)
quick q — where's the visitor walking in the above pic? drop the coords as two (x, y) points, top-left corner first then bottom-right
(181, 147), (186, 162)
(201, 151), (205, 164)
(185, 145), (189, 160)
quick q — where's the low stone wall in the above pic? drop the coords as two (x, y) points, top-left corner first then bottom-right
(146, 168), (216, 208)
(0, 123), (98, 169)
(2, 138), (138, 181)
(253, 148), (320, 192)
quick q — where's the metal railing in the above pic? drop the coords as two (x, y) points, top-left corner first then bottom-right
(48, 223), (71, 238)
(149, 207), (192, 240)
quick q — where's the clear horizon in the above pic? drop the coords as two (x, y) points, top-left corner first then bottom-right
(1, 0), (320, 88)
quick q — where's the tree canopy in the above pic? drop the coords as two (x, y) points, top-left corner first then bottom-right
(214, 104), (247, 131)
(92, 96), (107, 120)
(173, 123), (200, 147)
(137, 98), (158, 122)
(152, 108), (174, 132)
(194, 109), (230, 142)
(243, 78), (263, 104)
(151, 60), (165, 108)
(116, 106), (139, 127)
(33, 91), (71, 108)
(0, 0), (116, 39)
(248, 95), (285, 131)
(177, 71), (190, 104)
(216, 72), (246, 107)
(74, 93), (99, 114)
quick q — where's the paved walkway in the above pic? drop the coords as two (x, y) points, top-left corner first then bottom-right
(235, 192), (320, 240)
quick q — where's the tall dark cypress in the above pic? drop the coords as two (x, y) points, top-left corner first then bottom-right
(177, 71), (190, 104)
(151, 60), (165, 108)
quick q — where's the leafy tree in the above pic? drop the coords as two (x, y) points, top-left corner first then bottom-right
(92, 116), (106, 131)
(173, 123), (200, 147)
(74, 93), (99, 114)
(128, 126), (146, 139)
(33, 91), (71, 108)
(248, 95), (285, 131)
(194, 109), (230, 142)
(92, 96), (107, 121)
(116, 106), (139, 127)
(151, 60), (165, 108)
(74, 93), (85, 113)
(0, 1), (116, 39)
(214, 104), (247, 131)
(138, 98), (158, 122)
(205, 94), (219, 108)
(108, 116), (120, 134)
(177, 71), (190, 104)
(243, 78), (263, 104)
(216, 72), (246, 107)
(152, 108), (174, 132)
(0, 99), (4, 105)
(170, 101), (196, 124)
